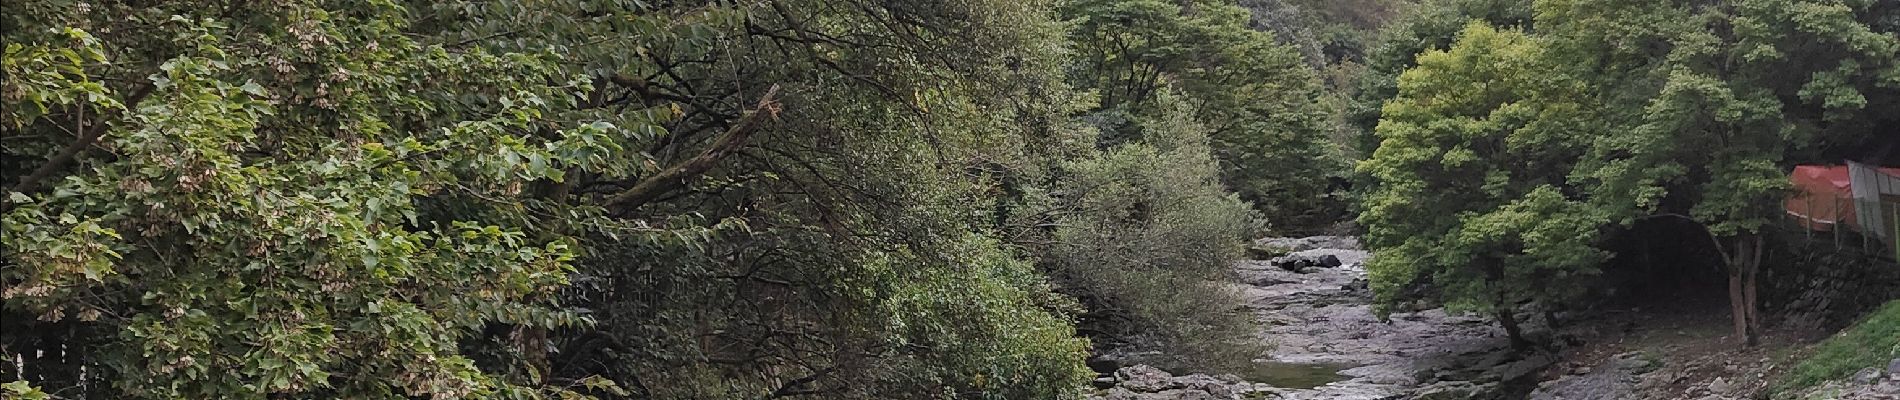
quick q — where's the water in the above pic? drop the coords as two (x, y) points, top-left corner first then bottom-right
(1230, 361), (1354, 389)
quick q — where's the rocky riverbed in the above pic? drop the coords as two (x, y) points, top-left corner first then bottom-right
(1089, 237), (1553, 399)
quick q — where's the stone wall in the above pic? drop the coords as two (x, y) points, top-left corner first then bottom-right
(1762, 234), (1900, 332)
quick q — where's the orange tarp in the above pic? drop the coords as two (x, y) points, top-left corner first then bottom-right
(1787, 165), (1900, 232)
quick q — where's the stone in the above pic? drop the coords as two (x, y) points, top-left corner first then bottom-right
(1269, 253), (1348, 273)
(1246, 244), (1292, 260)
(1094, 376), (1119, 389)
(1610, 351), (1660, 374)
(1851, 367), (1882, 385)
(1173, 374), (1238, 398)
(1117, 365), (1178, 393)
(1317, 254), (1342, 267)
(1888, 357), (1900, 379)
(1413, 381), (1493, 400)
(1089, 356), (1123, 374)
(1707, 377), (1738, 395)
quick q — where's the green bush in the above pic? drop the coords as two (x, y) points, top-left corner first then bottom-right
(1023, 92), (1264, 371)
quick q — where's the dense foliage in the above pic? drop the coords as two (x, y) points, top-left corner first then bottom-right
(1020, 91), (1260, 369)
(1064, 0), (1341, 230)
(2, 0), (1314, 398)
(1358, 23), (1606, 347)
(1358, 0), (1900, 345)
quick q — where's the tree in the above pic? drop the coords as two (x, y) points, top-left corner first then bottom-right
(1358, 0), (1900, 349)
(1550, 0), (1900, 346)
(1358, 22), (1607, 348)
(3, 0), (1099, 398)
(1019, 90), (1262, 370)
(1063, 0), (1340, 230)
(1347, 0), (1535, 158)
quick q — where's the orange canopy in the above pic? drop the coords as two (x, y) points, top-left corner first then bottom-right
(1787, 165), (1900, 232)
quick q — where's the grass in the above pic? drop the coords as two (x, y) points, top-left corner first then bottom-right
(1770, 299), (1900, 396)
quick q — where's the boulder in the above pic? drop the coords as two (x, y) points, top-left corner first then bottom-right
(1116, 365), (1178, 393)
(1851, 367), (1882, 385)
(1089, 356), (1123, 374)
(1172, 374), (1239, 398)
(1707, 377), (1740, 395)
(1888, 357), (1900, 379)
(1271, 253), (1342, 273)
(1317, 254), (1342, 267)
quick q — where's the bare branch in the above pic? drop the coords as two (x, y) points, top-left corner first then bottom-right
(601, 84), (780, 213)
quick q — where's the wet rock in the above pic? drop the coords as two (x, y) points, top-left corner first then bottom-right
(1237, 237), (1525, 399)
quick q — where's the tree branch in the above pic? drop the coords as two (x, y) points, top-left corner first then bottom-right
(601, 84), (780, 213)
(8, 83), (156, 196)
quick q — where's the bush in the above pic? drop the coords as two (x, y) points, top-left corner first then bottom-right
(1022, 92), (1265, 371)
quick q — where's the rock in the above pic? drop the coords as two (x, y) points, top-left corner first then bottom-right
(1317, 254), (1342, 267)
(1254, 236), (1361, 252)
(1246, 244), (1292, 260)
(1173, 374), (1238, 398)
(1611, 351), (1660, 374)
(1413, 381), (1493, 400)
(1093, 376), (1119, 389)
(1089, 356), (1123, 374)
(1116, 365), (1178, 393)
(1888, 357), (1900, 379)
(1270, 253), (1344, 273)
(1852, 367), (1883, 385)
(1482, 354), (1554, 383)
(1707, 377), (1738, 395)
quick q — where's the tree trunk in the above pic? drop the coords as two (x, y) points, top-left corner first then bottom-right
(1497, 307), (1530, 350)
(1483, 260), (1531, 350)
(1723, 235), (1763, 346)
(1727, 271), (1748, 343)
